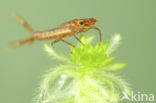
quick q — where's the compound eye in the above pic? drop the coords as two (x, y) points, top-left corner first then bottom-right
(79, 21), (84, 25)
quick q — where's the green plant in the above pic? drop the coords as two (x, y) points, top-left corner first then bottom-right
(33, 34), (131, 103)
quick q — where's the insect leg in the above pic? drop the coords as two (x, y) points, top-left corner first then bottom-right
(12, 13), (35, 34)
(61, 40), (75, 47)
(51, 39), (61, 46)
(51, 38), (75, 47)
(91, 26), (102, 42)
(73, 35), (85, 46)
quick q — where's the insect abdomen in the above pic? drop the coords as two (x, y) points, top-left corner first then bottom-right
(33, 28), (72, 40)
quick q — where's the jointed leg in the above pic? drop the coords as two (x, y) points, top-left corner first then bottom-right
(51, 39), (61, 46)
(51, 38), (75, 47)
(61, 39), (75, 47)
(91, 26), (102, 42)
(12, 13), (35, 34)
(73, 34), (85, 46)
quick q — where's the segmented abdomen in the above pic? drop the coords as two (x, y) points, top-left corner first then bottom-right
(33, 28), (72, 40)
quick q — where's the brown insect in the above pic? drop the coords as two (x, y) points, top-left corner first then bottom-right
(8, 14), (102, 49)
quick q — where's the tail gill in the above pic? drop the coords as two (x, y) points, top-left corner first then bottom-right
(7, 37), (34, 50)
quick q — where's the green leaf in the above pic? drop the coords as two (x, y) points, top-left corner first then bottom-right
(102, 63), (126, 71)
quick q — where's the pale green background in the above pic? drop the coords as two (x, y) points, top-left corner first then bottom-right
(0, 0), (156, 103)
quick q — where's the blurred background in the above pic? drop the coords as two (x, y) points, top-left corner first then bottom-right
(0, 0), (156, 103)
